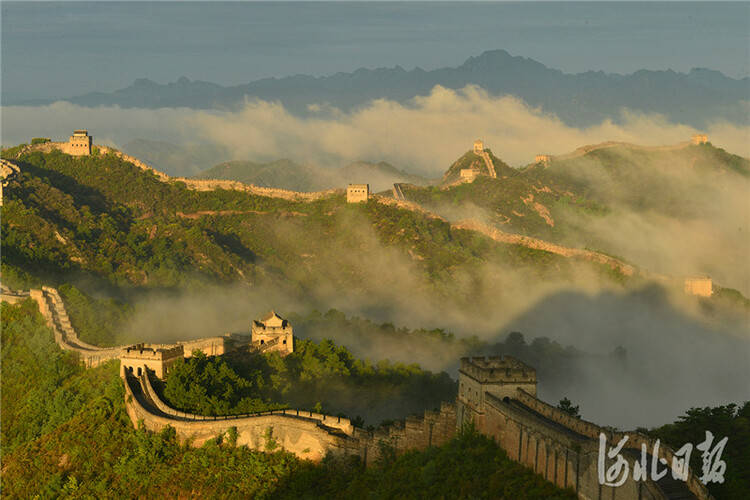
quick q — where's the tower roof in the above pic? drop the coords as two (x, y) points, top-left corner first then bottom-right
(256, 310), (288, 328)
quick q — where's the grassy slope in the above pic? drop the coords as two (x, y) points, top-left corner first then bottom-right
(522, 143), (750, 214)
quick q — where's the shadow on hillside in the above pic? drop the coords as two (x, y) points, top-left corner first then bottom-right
(19, 159), (116, 216)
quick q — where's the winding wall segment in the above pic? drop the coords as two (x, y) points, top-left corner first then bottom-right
(123, 365), (456, 463)
(453, 219), (635, 276)
(478, 151), (497, 178)
(19, 285), (712, 496)
(20, 142), (338, 202)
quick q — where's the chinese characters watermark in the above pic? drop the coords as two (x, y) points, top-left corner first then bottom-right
(598, 431), (727, 487)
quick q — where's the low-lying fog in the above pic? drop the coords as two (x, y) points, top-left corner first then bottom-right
(5, 87), (748, 430)
(3, 85), (749, 175)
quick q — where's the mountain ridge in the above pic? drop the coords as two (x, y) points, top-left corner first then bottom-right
(14, 49), (749, 128)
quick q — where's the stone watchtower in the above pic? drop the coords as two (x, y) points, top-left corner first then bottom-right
(534, 154), (552, 166)
(251, 311), (294, 355)
(473, 139), (485, 155)
(457, 356), (537, 428)
(684, 276), (713, 297)
(691, 134), (708, 145)
(346, 184), (370, 203)
(120, 343), (184, 379)
(65, 130), (92, 156)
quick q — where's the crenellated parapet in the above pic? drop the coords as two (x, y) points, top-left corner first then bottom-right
(121, 365), (455, 463)
(457, 360), (713, 500)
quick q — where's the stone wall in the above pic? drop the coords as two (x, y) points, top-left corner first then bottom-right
(175, 177), (339, 202)
(122, 365), (455, 464)
(511, 391), (711, 500)
(19, 284), (711, 497)
(98, 145), (338, 201)
(453, 220), (636, 276)
(461, 389), (712, 500)
(0, 287), (29, 304)
(123, 370), (355, 461)
(31, 287), (121, 367)
(353, 402), (457, 466)
(178, 336), (229, 357)
(19, 142), (337, 202)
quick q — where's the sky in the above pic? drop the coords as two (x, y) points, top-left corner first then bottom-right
(2, 2), (749, 102)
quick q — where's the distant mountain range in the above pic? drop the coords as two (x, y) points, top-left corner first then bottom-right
(16, 50), (749, 128)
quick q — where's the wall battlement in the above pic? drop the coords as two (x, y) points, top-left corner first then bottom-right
(122, 343), (184, 359)
(460, 355), (537, 383)
(123, 365), (455, 464)
(121, 343), (184, 378)
(457, 368), (713, 500)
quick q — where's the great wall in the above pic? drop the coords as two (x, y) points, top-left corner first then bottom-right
(1, 284), (713, 499)
(2, 133), (720, 497)
(531, 134), (709, 166)
(6, 132), (699, 280)
(452, 220), (636, 276)
(4, 286), (457, 465)
(16, 138), (337, 202)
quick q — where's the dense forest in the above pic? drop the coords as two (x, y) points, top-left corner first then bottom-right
(157, 338), (457, 426)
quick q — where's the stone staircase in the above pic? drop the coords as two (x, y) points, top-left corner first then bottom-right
(478, 150), (496, 178)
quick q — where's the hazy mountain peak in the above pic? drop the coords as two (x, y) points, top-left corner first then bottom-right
(21, 49), (750, 129)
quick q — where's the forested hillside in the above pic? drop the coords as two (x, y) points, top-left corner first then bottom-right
(1, 147), (622, 313)
(400, 142), (750, 294)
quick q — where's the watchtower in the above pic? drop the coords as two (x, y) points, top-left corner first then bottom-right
(252, 311), (294, 355)
(534, 154), (552, 166)
(684, 276), (713, 297)
(457, 356), (537, 427)
(120, 343), (184, 379)
(460, 167), (480, 182)
(691, 134), (708, 145)
(66, 130), (92, 156)
(346, 184), (369, 203)
(473, 139), (485, 155)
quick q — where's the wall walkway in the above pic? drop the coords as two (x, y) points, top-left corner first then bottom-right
(122, 364), (456, 463)
(453, 219), (636, 276)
